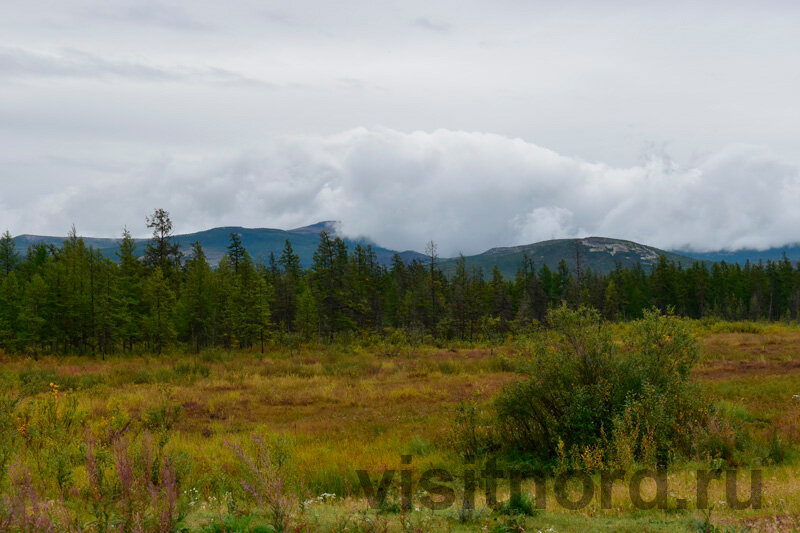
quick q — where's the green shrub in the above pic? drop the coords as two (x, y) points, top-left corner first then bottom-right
(143, 404), (183, 432)
(763, 431), (794, 465)
(490, 306), (713, 469)
(495, 490), (537, 516)
(450, 400), (497, 461)
(489, 514), (527, 533)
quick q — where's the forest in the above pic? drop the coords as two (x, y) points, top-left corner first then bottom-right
(1, 208), (800, 356)
(1, 210), (798, 532)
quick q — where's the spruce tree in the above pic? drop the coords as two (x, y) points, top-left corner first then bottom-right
(144, 208), (181, 277)
(0, 230), (19, 275)
(116, 228), (143, 351)
(227, 232), (245, 273)
(143, 266), (176, 354)
(180, 241), (213, 352)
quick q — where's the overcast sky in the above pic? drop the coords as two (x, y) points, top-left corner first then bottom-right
(2, 0), (800, 255)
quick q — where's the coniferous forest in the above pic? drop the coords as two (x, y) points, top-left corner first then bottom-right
(1, 208), (800, 356)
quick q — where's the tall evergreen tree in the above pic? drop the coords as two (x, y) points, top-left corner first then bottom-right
(0, 230), (19, 276)
(144, 208), (181, 277)
(179, 241), (213, 352)
(227, 232), (245, 273)
(143, 267), (176, 354)
(116, 228), (144, 351)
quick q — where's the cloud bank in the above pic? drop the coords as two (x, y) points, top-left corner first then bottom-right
(2, 128), (799, 256)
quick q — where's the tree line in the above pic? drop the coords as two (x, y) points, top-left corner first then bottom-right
(1, 209), (799, 356)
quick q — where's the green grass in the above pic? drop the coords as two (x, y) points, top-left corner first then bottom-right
(1, 324), (800, 531)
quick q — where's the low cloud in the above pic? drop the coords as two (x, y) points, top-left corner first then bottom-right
(3, 128), (800, 255)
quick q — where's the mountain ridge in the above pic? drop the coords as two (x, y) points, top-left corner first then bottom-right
(16, 222), (798, 278)
(11, 223), (692, 277)
(438, 236), (694, 277)
(12, 222), (427, 269)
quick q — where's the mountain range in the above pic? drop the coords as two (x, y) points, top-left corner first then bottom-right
(12, 222), (426, 269)
(12, 222), (800, 278)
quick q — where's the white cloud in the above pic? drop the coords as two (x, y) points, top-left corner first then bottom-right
(0, 47), (268, 86)
(3, 128), (800, 255)
(2, 2), (800, 253)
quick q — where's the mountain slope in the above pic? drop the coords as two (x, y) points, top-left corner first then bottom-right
(14, 227), (694, 276)
(676, 245), (800, 265)
(13, 222), (425, 267)
(438, 237), (697, 278)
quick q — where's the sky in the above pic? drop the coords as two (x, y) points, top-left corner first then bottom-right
(2, 0), (800, 256)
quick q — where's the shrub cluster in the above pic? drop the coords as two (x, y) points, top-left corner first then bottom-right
(479, 307), (717, 470)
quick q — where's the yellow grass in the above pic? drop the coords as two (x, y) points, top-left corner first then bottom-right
(2, 324), (800, 531)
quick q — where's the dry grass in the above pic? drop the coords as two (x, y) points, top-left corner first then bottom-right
(2, 325), (800, 531)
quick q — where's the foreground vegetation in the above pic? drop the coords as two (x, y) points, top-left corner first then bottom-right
(1, 312), (799, 532)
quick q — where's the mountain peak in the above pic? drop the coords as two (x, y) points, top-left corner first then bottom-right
(288, 221), (340, 235)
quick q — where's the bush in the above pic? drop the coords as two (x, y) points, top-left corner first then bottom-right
(495, 490), (538, 516)
(490, 306), (713, 469)
(692, 416), (749, 467)
(450, 400), (497, 461)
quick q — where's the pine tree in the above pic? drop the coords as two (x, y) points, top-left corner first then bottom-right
(228, 232), (245, 273)
(603, 280), (622, 320)
(92, 253), (120, 357)
(180, 242), (213, 352)
(144, 208), (181, 277)
(0, 230), (19, 276)
(295, 284), (318, 342)
(18, 274), (48, 356)
(0, 272), (21, 350)
(57, 226), (92, 353)
(272, 240), (302, 332)
(279, 239), (302, 278)
(143, 267), (176, 354)
(116, 228), (144, 351)
(249, 275), (272, 353)
(310, 231), (352, 340)
(490, 266), (512, 329)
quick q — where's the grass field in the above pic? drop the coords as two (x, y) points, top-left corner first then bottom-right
(2, 321), (800, 532)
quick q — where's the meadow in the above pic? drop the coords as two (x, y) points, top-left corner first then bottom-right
(1, 319), (800, 532)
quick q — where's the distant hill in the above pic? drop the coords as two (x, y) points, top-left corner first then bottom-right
(15, 226), (696, 276)
(438, 237), (697, 278)
(14, 222), (426, 267)
(675, 245), (800, 265)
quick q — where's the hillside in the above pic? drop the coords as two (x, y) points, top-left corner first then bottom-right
(676, 244), (800, 265)
(13, 222), (425, 267)
(15, 227), (696, 276)
(438, 236), (696, 278)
